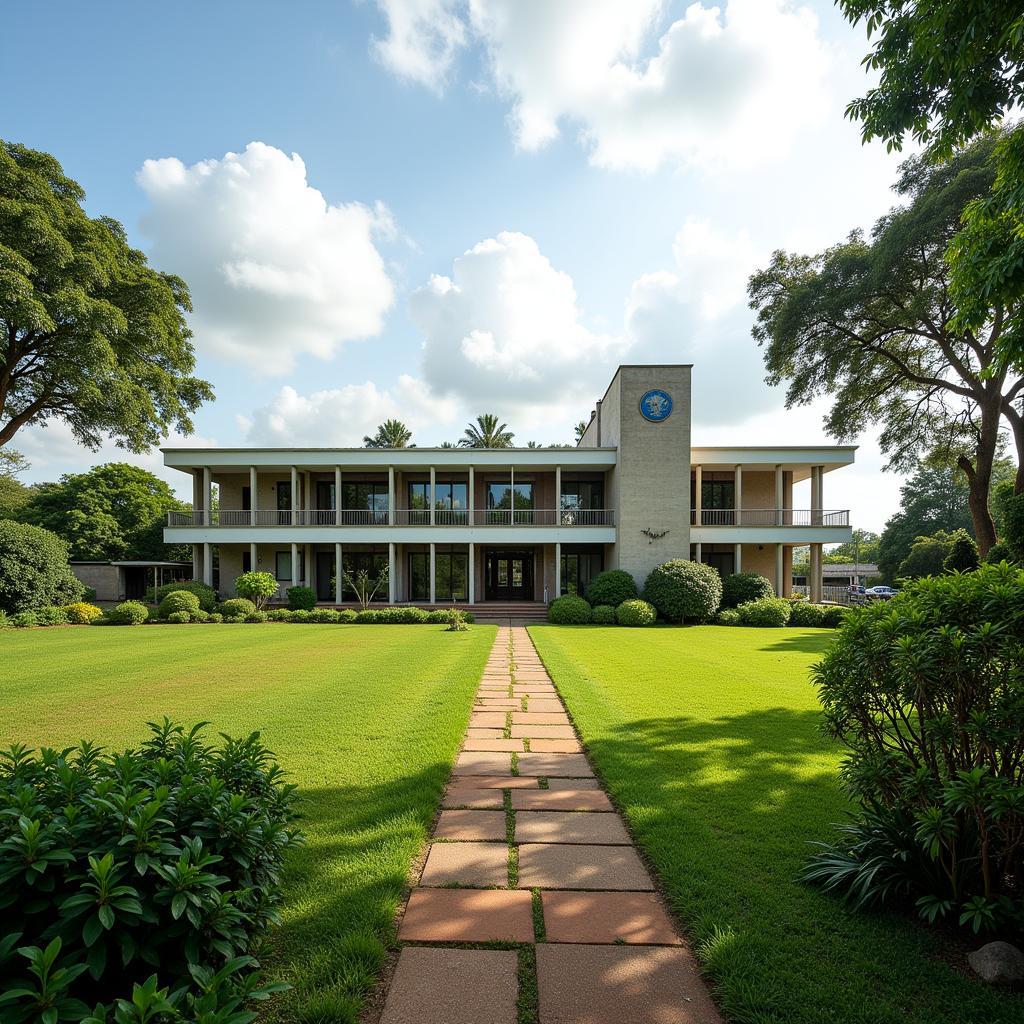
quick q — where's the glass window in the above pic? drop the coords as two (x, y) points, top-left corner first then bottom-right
(560, 549), (604, 596)
(436, 481), (468, 510)
(316, 481), (335, 510)
(275, 550), (304, 581)
(409, 550), (468, 601)
(702, 478), (735, 510)
(561, 480), (604, 510)
(409, 482), (429, 509)
(340, 550), (388, 600)
(409, 552), (428, 601)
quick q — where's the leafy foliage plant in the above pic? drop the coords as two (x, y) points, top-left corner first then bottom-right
(643, 559), (722, 623)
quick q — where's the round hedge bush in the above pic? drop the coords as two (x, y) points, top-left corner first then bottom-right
(10, 611), (37, 627)
(193, 609), (211, 623)
(737, 597), (792, 627)
(208, 613), (224, 624)
(286, 586), (316, 611)
(585, 570), (638, 608)
(166, 611), (191, 624)
(287, 609), (311, 623)
(339, 608), (358, 623)
(591, 604), (617, 624)
(819, 605), (848, 628)
(616, 599), (656, 627)
(309, 608), (340, 623)
(715, 608), (741, 625)
(643, 560), (722, 623)
(721, 572), (774, 609)
(548, 595), (592, 624)
(154, 580), (217, 612)
(35, 606), (69, 626)
(0, 520), (84, 614)
(159, 590), (201, 618)
(245, 611), (269, 623)
(267, 609), (290, 622)
(218, 597), (257, 618)
(109, 600), (149, 625)
(789, 601), (826, 627)
(64, 602), (103, 625)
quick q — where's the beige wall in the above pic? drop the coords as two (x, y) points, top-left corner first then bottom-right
(70, 564), (121, 602)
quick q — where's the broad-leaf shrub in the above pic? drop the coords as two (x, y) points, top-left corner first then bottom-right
(233, 571), (279, 609)
(584, 570), (637, 608)
(805, 563), (1024, 933)
(721, 572), (774, 608)
(643, 560), (721, 623)
(0, 520), (83, 614)
(590, 604), (616, 624)
(34, 605), (69, 626)
(548, 595), (592, 624)
(308, 608), (340, 623)
(64, 602), (103, 624)
(615, 599), (656, 627)
(217, 598), (257, 619)
(0, 721), (301, 1015)
(737, 597), (792, 627)
(715, 608), (741, 625)
(153, 581), (217, 612)
(107, 601), (149, 625)
(166, 610), (190, 623)
(158, 591), (201, 619)
(285, 586), (316, 611)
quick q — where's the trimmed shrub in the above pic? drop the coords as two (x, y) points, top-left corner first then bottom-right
(355, 609), (382, 623)
(819, 605), (847, 628)
(805, 563), (1024, 933)
(286, 585), (316, 611)
(591, 604), (617, 624)
(166, 610), (191, 624)
(548, 595), (592, 624)
(943, 528), (979, 572)
(643, 559), (722, 623)
(287, 609), (311, 623)
(154, 579), (217, 612)
(233, 570), (279, 609)
(10, 610), (37, 628)
(245, 610), (269, 623)
(35, 605), (69, 626)
(984, 541), (1013, 564)
(108, 600), (149, 625)
(737, 597), (792, 627)
(789, 601), (826, 627)
(158, 590), (201, 619)
(380, 606), (428, 624)
(192, 609), (211, 623)
(616, 599), (656, 627)
(309, 608), (340, 623)
(338, 608), (357, 623)
(425, 609), (451, 624)
(0, 520), (83, 614)
(267, 609), (291, 622)
(0, 720), (301, 1015)
(721, 572), (774, 609)
(218, 597), (257, 618)
(207, 612), (224, 624)
(64, 602), (103, 624)
(715, 608), (741, 625)
(585, 569), (638, 608)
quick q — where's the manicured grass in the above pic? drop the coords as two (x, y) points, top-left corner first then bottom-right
(1, 623), (495, 1022)
(528, 624), (1024, 1024)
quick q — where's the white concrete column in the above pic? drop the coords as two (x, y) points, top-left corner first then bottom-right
(812, 466), (824, 525)
(430, 466), (436, 526)
(810, 543), (823, 603)
(249, 466), (258, 525)
(734, 543), (742, 574)
(468, 543), (475, 604)
(305, 472), (313, 520)
(334, 466), (342, 526)
(694, 464), (702, 526)
(203, 467), (212, 526)
(249, 542), (257, 573)
(388, 467), (395, 526)
(775, 465), (783, 526)
(555, 465), (562, 525)
(468, 466), (475, 525)
(304, 542), (311, 589)
(776, 543), (785, 597)
(555, 541), (561, 598)
(429, 543), (436, 604)
(192, 543), (201, 581)
(734, 465), (742, 526)
(510, 465), (515, 524)
(203, 542), (213, 587)
(335, 543), (343, 604)
(290, 467), (298, 526)
(290, 542), (299, 591)
(694, 542), (702, 564)
(388, 542), (396, 603)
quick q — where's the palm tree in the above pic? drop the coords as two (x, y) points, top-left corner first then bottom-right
(363, 419), (414, 448)
(459, 414), (515, 448)
(439, 441), (457, 449)
(574, 420), (588, 444)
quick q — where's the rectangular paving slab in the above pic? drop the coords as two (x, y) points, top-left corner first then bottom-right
(515, 811), (631, 845)
(510, 725), (576, 739)
(546, 776), (601, 790)
(456, 774), (541, 790)
(528, 739), (583, 753)
(453, 752), (513, 776)
(518, 844), (654, 890)
(541, 891), (681, 945)
(512, 712), (571, 726)
(443, 786), (506, 809)
(420, 842), (510, 887)
(463, 738), (526, 752)
(469, 712), (509, 729)
(517, 752), (594, 777)
(512, 789), (613, 812)
(399, 888), (534, 943)
(435, 810), (508, 841)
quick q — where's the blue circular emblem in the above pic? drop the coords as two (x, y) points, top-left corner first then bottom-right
(639, 389), (673, 422)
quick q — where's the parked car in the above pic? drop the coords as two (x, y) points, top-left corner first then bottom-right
(865, 585), (898, 600)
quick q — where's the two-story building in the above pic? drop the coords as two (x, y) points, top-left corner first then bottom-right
(162, 364), (854, 612)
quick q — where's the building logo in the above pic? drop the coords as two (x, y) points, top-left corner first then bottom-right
(639, 389), (673, 422)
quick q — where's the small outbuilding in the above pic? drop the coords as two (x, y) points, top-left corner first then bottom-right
(69, 560), (192, 602)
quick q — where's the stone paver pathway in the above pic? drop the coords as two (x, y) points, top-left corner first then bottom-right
(378, 626), (722, 1024)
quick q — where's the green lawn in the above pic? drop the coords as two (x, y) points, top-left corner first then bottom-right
(1, 623), (495, 1023)
(528, 624), (1023, 1024)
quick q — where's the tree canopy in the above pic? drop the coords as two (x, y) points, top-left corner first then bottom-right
(0, 448), (35, 520)
(0, 141), (213, 452)
(22, 462), (188, 561)
(362, 419), (413, 448)
(459, 414), (514, 449)
(749, 139), (1024, 554)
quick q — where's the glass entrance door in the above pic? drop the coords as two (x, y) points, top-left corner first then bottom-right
(485, 550), (534, 601)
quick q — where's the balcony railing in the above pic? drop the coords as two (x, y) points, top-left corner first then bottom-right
(168, 508), (616, 528)
(690, 508), (849, 527)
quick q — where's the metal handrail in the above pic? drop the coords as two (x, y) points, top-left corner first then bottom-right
(689, 508), (850, 526)
(167, 507), (616, 527)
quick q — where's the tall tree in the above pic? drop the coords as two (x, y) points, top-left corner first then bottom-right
(0, 141), (213, 451)
(749, 139), (1024, 554)
(574, 420), (588, 444)
(362, 419), (413, 448)
(0, 449), (34, 520)
(839, 2), (1024, 373)
(22, 462), (188, 561)
(459, 414), (514, 449)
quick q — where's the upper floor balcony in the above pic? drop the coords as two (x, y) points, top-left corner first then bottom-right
(168, 507), (616, 528)
(690, 508), (850, 527)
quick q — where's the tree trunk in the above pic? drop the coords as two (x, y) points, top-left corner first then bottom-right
(959, 391), (1002, 556)
(1001, 403), (1024, 496)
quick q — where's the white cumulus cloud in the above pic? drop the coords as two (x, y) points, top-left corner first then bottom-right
(372, 0), (467, 89)
(137, 142), (395, 373)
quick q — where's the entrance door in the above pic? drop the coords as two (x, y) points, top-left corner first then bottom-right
(124, 567), (147, 600)
(485, 550), (534, 601)
(315, 551), (335, 602)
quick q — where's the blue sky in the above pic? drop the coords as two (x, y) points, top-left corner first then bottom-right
(3, 0), (909, 530)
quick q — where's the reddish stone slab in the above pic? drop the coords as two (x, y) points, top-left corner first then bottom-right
(512, 712), (571, 726)
(456, 775), (540, 790)
(515, 811), (630, 845)
(420, 842), (510, 887)
(466, 728), (505, 740)
(380, 947), (518, 1024)
(463, 738), (526, 752)
(547, 776), (601, 790)
(453, 751), (512, 776)
(535, 944), (722, 1023)
(435, 810), (508, 841)
(517, 752), (594, 777)
(528, 739), (583, 753)
(399, 888), (534, 943)
(475, 699), (521, 708)
(524, 700), (565, 715)
(518, 844), (653, 890)
(512, 789), (613, 811)
(443, 787), (505, 809)
(510, 725), (576, 739)
(541, 892), (681, 945)
(469, 712), (509, 729)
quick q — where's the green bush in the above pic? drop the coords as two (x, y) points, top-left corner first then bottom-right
(245, 610), (269, 623)
(166, 610), (191, 623)
(0, 720), (301, 1015)
(789, 601), (826, 627)
(64, 601), (103, 624)
(585, 570), (638, 607)
(984, 541), (1013, 564)
(287, 609), (311, 623)
(721, 572), (774, 608)
(737, 597), (792, 627)
(233, 570), (279, 609)
(425, 609), (451, 624)
(615, 599), (656, 627)
(338, 608), (357, 623)
(804, 563), (1024, 933)
(943, 528), (979, 572)
(715, 608), (741, 625)
(548, 595), (592, 624)
(158, 590), (201, 619)
(207, 612), (223, 623)
(267, 609), (290, 622)
(383, 606), (428, 624)
(309, 608), (340, 623)
(154, 579), (217, 612)
(0, 520), (83, 614)
(35, 605), (69, 626)
(218, 597), (257, 618)
(222, 615), (245, 624)
(819, 605), (848, 628)
(643, 559), (721, 623)
(10, 610), (37, 627)
(192, 609), (211, 623)
(354, 609), (382, 623)
(286, 586), (316, 611)
(591, 604), (617, 624)
(108, 600), (149, 625)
